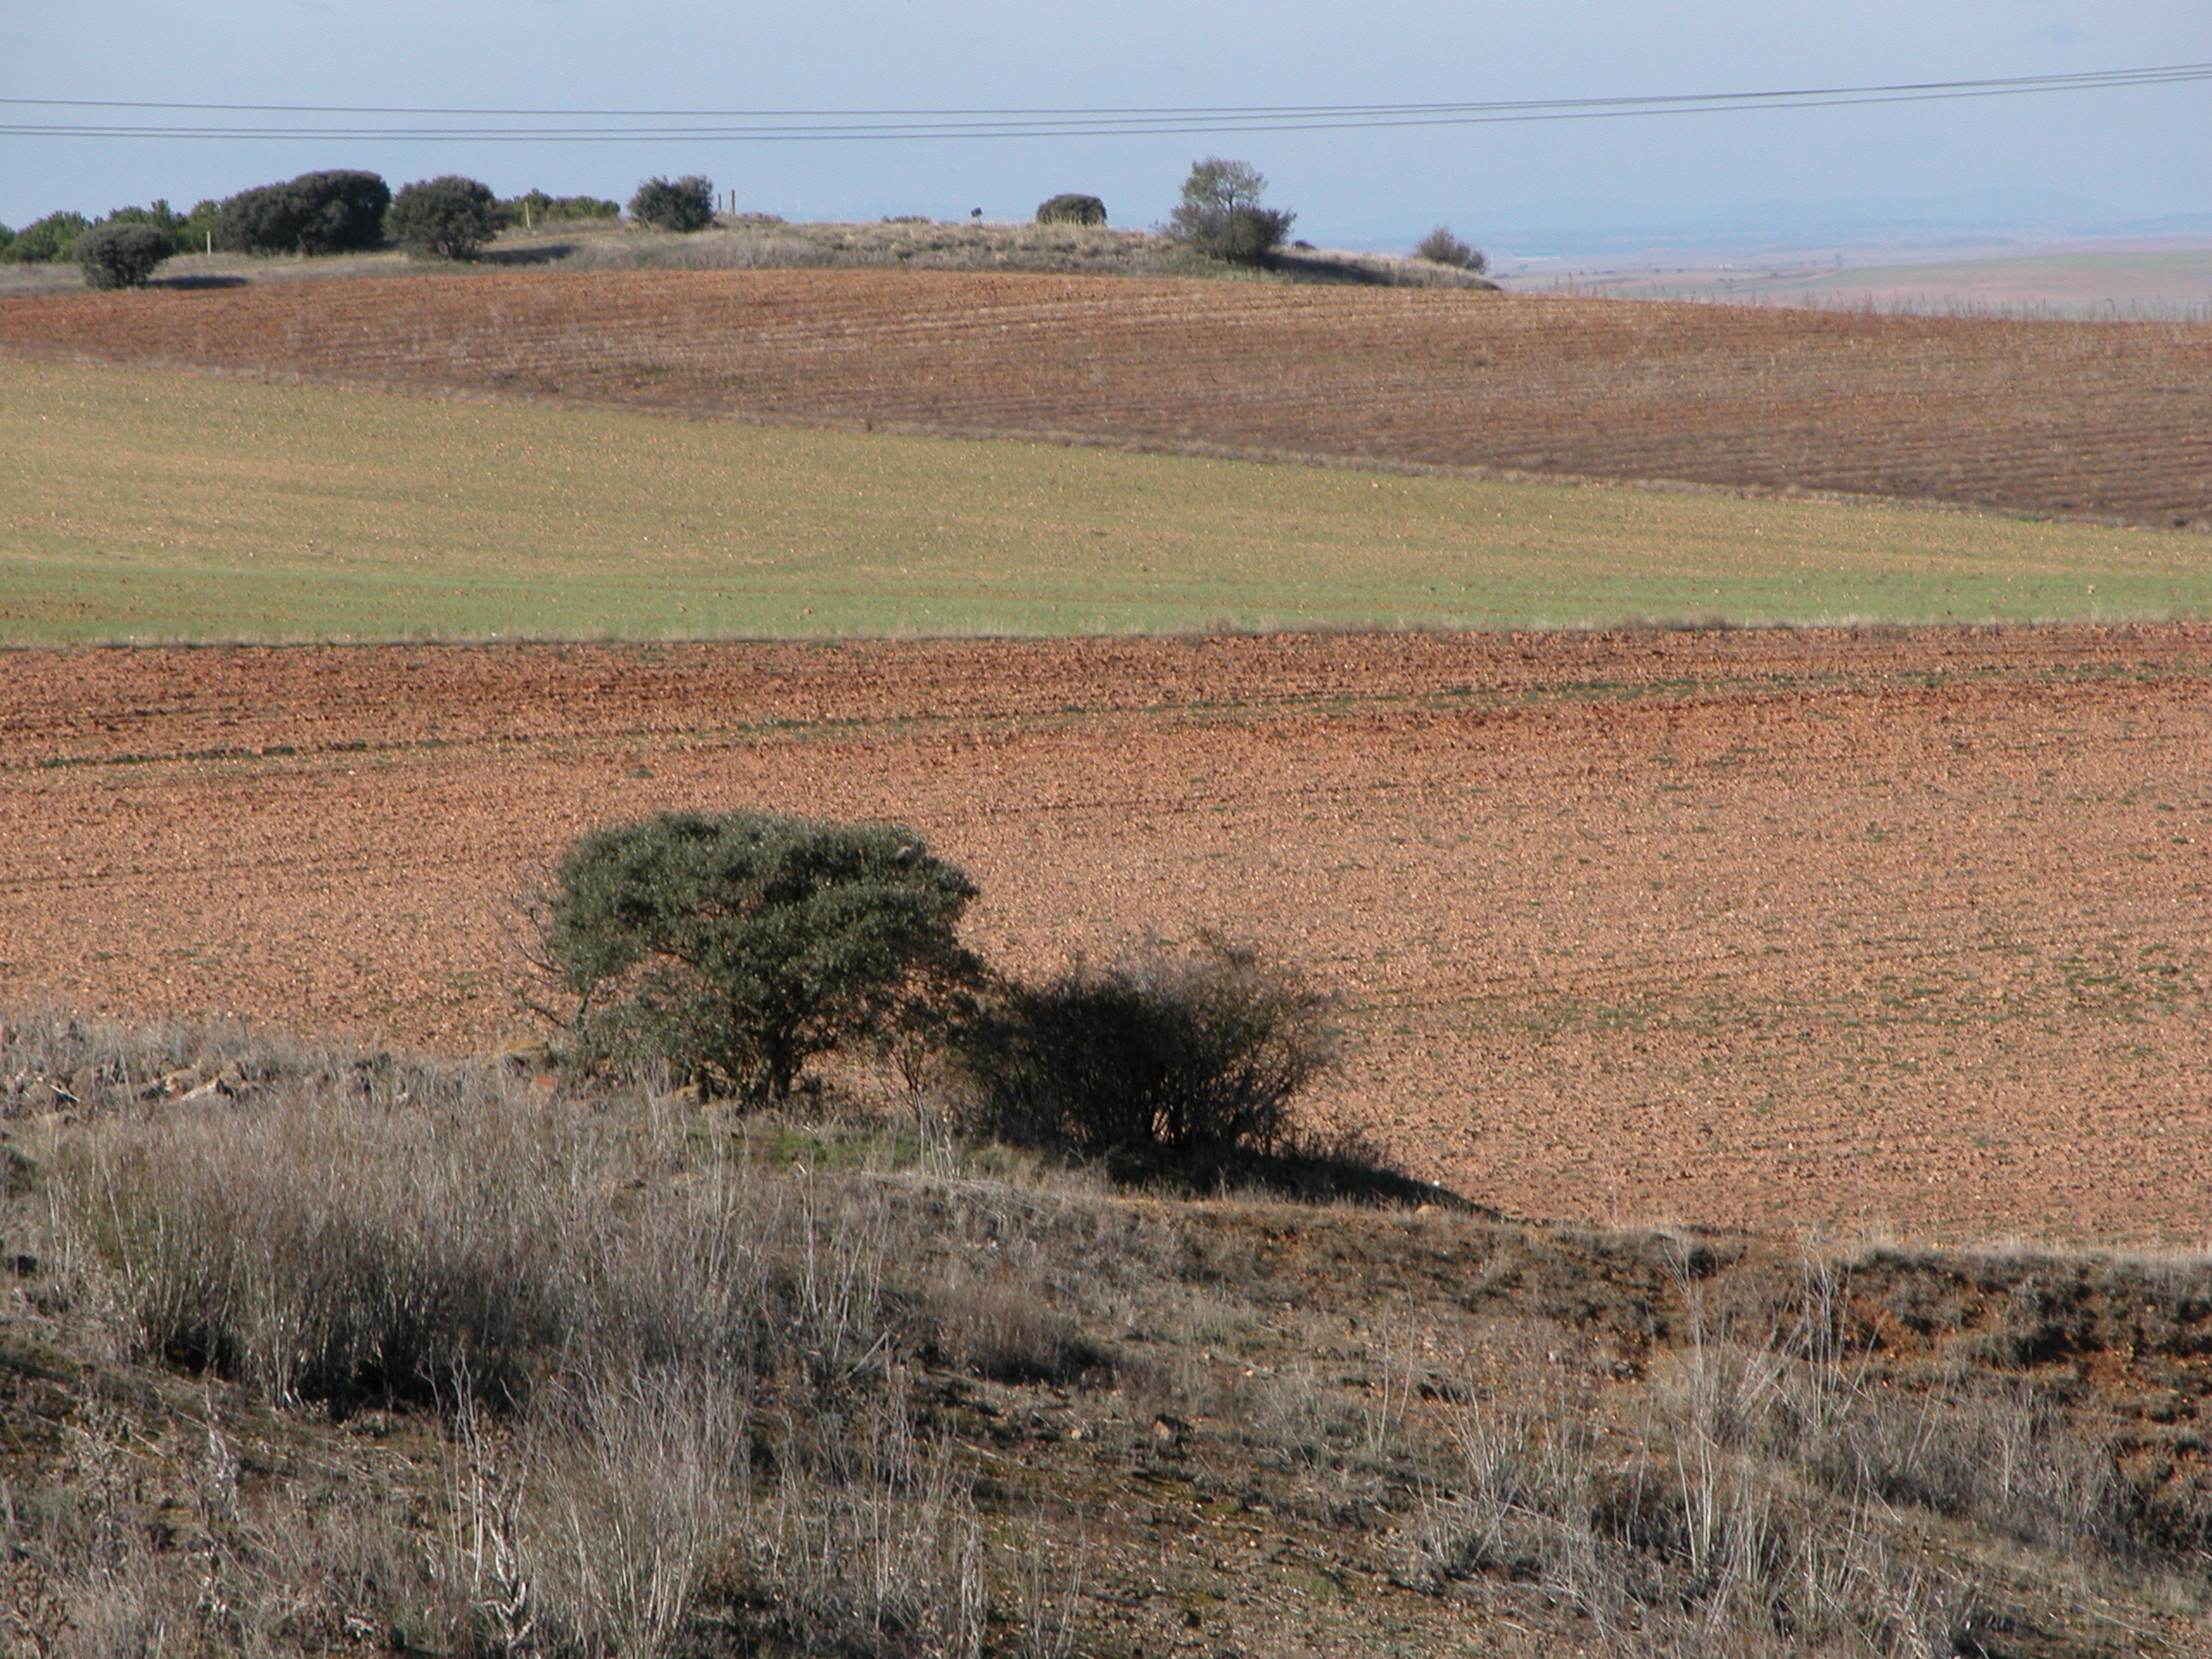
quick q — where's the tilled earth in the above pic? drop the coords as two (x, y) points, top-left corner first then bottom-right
(6, 266), (2212, 524)
(8, 625), (2212, 1245)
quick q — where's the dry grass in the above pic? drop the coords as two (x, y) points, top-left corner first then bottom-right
(537, 220), (1495, 291)
(4, 1008), (2210, 1656)
(7, 1011), (1110, 1656)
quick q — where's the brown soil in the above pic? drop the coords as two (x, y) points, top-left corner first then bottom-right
(9, 626), (2212, 1246)
(4, 267), (2212, 524)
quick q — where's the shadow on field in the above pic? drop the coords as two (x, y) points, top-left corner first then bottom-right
(483, 240), (579, 267)
(1111, 1135), (1487, 1210)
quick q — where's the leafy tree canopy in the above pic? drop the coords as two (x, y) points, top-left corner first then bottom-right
(388, 175), (506, 259)
(628, 175), (715, 232)
(537, 810), (980, 1103)
(215, 171), (391, 256)
(1166, 157), (1294, 265)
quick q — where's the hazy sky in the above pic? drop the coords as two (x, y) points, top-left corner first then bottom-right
(4, 1), (2209, 255)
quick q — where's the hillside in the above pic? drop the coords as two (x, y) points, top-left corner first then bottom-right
(3, 1014), (2208, 1658)
(5, 265), (2212, 524)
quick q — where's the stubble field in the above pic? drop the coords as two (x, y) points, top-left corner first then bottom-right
(8, 624), (2211, 1247)
(7, 265), (2212, 525)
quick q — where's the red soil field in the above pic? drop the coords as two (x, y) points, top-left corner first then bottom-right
(8, 626), (2212, 1247)
(5, 266), (2212, 525)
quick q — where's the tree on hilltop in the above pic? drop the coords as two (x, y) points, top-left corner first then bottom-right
(628, 175), (715, 232)
(389, 176), (506, 259)
(215, 171), (391, 256)
(1167, 157), (1294, 265)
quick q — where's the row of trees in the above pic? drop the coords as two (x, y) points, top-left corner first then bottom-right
(0, 171), (638, 286)
(531, 808), (1341, 1184)
(5, 160), (1484, 284)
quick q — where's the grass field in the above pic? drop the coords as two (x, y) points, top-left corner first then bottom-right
(7, 356), (2212, 643)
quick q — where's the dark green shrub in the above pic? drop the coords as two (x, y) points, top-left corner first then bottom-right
(503, 189), (621, 229)
(0, 225), (12, 259)
(1035, 194), (1108, 226)
(76, 222), (174, 289)
(2, 211), (91, 264)
(534, 810), (980, 1103)
(628, 175), (715, 232)
(387, 175), (506, 258)
(99, 199), (188, 238)
(952, 937), (1338, 1181)
(214, 170), (391, 256)
(1166, 157), (1294, 265)
(179, 198), (220, 252)
(1416, 226), (1487, 273)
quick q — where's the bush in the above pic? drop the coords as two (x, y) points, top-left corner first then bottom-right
(75, 222), (173, 289)
(533, 809), (980, 1102)
(1035, 193), (1108, 226)
(628, 175), (715, 232)
(1, 210), (90, 264)
(953, 936), (1338, 1180)
(1166, 157), (1294, 265)
(504, 189), (621, 229)
(179, 197), (220, 251)
(1416, 225), (1487, 273)
(99, 199), (188, 238)
(388, 175), (506, 258)
(214, 170), (391, 256)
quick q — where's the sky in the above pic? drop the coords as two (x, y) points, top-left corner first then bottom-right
(3, 1), (2209, 257)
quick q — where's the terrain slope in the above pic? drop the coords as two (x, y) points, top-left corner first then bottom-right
(10, 356), (2210, 642)
(5, 267), (2212, 524)
(8, 626), (2212, 1245)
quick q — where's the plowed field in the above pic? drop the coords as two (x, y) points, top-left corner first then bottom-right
(9, 626), (2212, 1245)
(6, 267), (2212, 525)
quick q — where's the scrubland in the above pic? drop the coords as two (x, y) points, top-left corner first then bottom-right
(4, 1009), (2209, 1657)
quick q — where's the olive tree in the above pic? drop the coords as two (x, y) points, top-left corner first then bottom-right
(532, 810), (980, 1103)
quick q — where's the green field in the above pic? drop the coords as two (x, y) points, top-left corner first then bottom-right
(6, 356), (2211, 642)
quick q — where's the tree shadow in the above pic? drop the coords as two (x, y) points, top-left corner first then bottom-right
(1109, 1133), (1493, 1211)
(482, 241), (578, 267)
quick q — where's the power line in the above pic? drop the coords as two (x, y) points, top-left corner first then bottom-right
(3, 61), (2207, 141)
